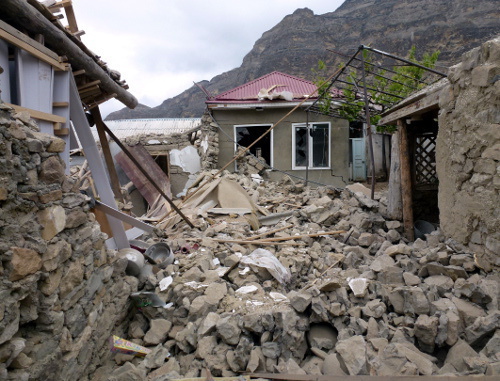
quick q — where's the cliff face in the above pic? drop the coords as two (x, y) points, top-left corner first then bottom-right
(107, 0), (500, 120)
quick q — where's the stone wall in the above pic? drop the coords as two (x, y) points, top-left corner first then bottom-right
(0, 103), (137, 380)
(122, 130), (202, 197)
(437, 36), (500, 271)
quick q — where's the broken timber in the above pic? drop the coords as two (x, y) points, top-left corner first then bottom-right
(102, 123), (195, 229)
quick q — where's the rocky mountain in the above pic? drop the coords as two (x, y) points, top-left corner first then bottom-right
(106, 0), (500, 120)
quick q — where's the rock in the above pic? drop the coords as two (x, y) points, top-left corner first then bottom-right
(216, 315), (241, 345)
(9, 247), (42, 281)
(336, 335), (368, 375)
(394, 343), (434, 376)
(370, 255), (395, 272)
(246, 347), (265, 372)
(424, 275), (454, 295)
(144, 319), (172, 345)
(348, 278), (369, 297)
(385, 244), (411, 256)
(39, 156), (65, 184)
(444, 339), (479, 372)
(288, 290), (312, 312)
(414, 315), (439, 353)
(322, 353), (347, 375)
(362, 299), (386, 318)
(198, 312), (220, 336)
(358, 232), (375, 247)
(262, 342), (280, 359)
(403, 272), (421, 286)
(419, 263), (468, 280)
(108, 362), (146, 381)
(37, 205), (66, 240)
(204, 282), (227, 305)
(465, 311), (500, 345)
(377, 266), (404, 284)
(301, 356), (323, 375)
(452, 297), (486, 327)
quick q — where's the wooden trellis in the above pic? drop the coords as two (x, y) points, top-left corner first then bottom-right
(414, 132), (438, 187)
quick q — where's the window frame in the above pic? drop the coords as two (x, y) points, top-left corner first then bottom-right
(291, 122), (331, 170)
(233, 124), (274, 170)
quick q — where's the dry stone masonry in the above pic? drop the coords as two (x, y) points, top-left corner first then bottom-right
(0, 103), (138, 380)
(437, 36), (500, 272)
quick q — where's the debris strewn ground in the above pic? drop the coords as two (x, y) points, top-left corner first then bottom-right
(95, 171), (500, 380)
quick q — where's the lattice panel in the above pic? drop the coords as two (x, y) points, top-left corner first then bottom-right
(415, 133), (438, 185)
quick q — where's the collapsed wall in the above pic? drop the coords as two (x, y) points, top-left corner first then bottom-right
(0, 103), (138, 380)
(437, 36), (500, 271)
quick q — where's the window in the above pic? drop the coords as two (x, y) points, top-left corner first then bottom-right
(292, 122), (330, 169)
(234, 124), (273, 167)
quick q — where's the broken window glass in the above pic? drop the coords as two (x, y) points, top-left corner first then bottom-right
(293, 123), (330, 169)
(235, 125), (272, 166)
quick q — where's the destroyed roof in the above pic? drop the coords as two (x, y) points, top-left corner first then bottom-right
(0, 0), (137, 109)
(95, 118), (202, 140)
(206, 71), (340, 105)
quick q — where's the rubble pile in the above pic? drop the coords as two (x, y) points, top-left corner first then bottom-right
(98, 172), (499, 380)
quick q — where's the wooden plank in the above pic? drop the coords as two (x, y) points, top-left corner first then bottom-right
(379, 90), (440, 125)
(72, 69), (85, 76)
(0, 19), (67, 71)
(78, 79), (101, 91)
(91, 107), (125, 203)
(52, 101), (69, 107)
(5, 103), (66, 123)
(62, 3), (79, 34)
(54, 127), (69, 136)
(398, 119), (415, 241)
(94, 201), (154, 233)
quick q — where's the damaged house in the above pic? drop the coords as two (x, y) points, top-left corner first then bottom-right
(381, 36), (500, 271)
(205, 71), (352, 187)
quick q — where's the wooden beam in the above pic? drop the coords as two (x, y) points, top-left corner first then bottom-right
(52, 101), (69, 107)
(54, 127), (69, 136)
(78, 79), (101, 91)
(72, 69), (85, 76)
(90, 107), (125, 203)
(94, 201), (154, 233)
(379, 90), (440, 125)
(5, 103), (66, 123)
(0, 19), (68, 71)
(398, 119), (415, 241)
(0, 0), (138, 109)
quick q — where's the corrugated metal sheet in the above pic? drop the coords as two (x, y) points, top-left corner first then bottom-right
(212, 71), (318, 101)
(93, 118), (202, 140)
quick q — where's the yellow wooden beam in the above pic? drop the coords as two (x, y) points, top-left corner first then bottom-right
(0, 20), (68, 71)
(6, 103), (66, 124)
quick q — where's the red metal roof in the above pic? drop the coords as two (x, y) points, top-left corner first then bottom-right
(209, 71), (319, 102)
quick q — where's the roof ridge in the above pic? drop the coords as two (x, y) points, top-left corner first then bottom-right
(212, 71), (318, 101)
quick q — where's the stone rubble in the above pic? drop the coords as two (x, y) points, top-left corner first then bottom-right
(92, 170), (499, 380)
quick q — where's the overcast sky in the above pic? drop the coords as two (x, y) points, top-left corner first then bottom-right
(72, 1), (345, 117)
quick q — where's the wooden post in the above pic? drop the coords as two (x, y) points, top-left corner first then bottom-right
(398, 119), (415, 241)
(90, 107), (125, 203)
